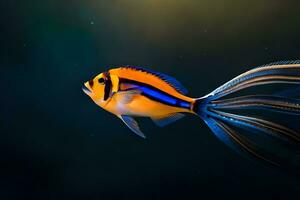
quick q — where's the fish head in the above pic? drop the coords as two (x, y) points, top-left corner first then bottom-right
(82, 72), (108, 105)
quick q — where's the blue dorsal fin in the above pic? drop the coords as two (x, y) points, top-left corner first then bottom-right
(123, 66), (188, 95)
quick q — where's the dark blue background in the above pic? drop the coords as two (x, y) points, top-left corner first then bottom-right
(1, 1), (299, 199)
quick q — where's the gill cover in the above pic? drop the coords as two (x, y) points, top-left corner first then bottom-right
(102, 72), (120, 101)
(103, 72), (112, 101)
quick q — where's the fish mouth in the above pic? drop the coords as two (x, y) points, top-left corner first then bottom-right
(82, 83), (92, 95)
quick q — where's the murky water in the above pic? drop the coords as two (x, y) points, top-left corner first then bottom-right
(1, 1), (299, 199)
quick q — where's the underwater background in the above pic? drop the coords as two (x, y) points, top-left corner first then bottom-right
(1, 0), (300, 199)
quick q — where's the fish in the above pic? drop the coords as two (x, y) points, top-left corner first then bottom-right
(82, 61), (300, 171)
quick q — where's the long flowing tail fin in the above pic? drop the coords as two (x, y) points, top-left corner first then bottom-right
(193, 61), (300, 172)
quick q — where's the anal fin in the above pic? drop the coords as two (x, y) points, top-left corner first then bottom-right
(151, 113), (185, 127)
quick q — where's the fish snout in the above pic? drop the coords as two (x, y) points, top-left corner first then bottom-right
(82, 82), (92, 95)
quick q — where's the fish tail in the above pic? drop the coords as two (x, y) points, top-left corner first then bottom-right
(192, 61), (300, 172)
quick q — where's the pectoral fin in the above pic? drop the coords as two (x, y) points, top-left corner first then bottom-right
(119, 115), (146, 138)
(151, 113), (185, 127)
(116, 89), (142, 104)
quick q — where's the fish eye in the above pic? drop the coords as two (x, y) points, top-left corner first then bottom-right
(98, 78), (104, 84)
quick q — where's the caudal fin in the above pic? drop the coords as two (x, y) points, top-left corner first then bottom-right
(193, 61), (300, 172)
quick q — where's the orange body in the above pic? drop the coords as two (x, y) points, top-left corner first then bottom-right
(83, 67), (196, 118)
(104, 67), (195, 117)
(82, 65), (197, 138)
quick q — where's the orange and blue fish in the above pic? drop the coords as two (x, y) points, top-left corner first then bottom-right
(82, 61), (300, 170)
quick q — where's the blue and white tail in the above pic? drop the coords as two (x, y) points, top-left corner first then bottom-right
(193, 61), (300, 172)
